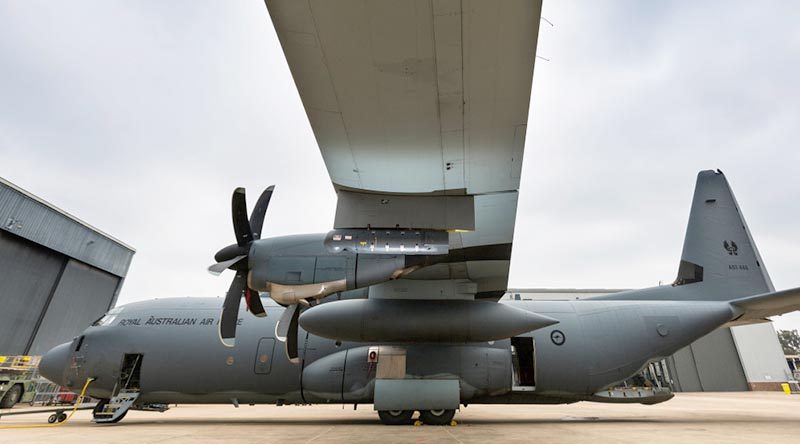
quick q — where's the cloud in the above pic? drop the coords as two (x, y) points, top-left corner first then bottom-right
(511, 0), (800, 294)
(1, 2), (798, 327)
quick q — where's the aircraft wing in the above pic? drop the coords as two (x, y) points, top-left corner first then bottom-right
(264, 0), (542, 299)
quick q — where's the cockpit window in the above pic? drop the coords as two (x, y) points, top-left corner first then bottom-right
(74, 335), (85, 351)
(92, 307), (123, 326)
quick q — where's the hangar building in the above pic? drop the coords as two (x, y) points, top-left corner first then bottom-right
(507, 289), (793, 391)
(0, 177), (134, 356)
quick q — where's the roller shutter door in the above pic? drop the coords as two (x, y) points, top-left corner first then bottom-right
(28, 259), (120, 355)
(0, 230), (65, 354)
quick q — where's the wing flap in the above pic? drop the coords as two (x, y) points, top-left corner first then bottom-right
(334, 190), (474, 231)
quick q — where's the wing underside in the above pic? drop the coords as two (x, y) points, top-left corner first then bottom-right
(265, 0), (542, 298)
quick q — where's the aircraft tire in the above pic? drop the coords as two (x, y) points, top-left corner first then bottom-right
(0, 384), (22, 408)
(377, 410), (414, 425)
(419, 409), (456, 426)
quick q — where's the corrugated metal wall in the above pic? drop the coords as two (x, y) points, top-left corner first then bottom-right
(28, 260), (120, 356)
(667, 327), (748, 391)
(0, 230), (65, 354)
(0, 177), (133, 277)
(730, 323), (793, 389)
(669, 346), (703, 391)
(0, 177), (134, 356)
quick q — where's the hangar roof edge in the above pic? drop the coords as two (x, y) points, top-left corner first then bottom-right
(0, 176), (135, 252)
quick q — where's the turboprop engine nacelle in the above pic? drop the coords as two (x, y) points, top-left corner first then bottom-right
(299, 299), (560, 342)
(247, 252), (412, 304)
(209, 186), (451, 348)
(246, 230), (448, 305)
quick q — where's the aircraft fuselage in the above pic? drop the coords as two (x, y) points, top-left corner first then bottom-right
(41, 295), (735, 407)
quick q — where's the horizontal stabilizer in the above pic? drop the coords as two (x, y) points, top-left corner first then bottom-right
(730, 286), (800, 323)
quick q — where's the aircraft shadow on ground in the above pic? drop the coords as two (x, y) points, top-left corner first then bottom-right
(105, 416), (799, 427)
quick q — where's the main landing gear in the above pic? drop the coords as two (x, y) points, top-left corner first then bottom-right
(377, 409), (457, 426)
(377, 410), (414, 425)
(418, 409), (456, 426)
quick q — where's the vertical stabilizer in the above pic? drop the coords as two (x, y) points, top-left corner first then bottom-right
(673, 170), (774, 300)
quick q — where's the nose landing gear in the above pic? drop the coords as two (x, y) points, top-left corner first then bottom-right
(46, 412), (67, 424)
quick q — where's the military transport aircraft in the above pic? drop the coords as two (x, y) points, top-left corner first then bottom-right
(38, 0), (800, 426)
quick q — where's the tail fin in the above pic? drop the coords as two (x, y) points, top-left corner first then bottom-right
(673, 170), (774, 300)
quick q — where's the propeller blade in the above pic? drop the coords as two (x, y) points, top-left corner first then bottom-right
(232, 188), (253, 247)
(286, 305), (301, 364)
(275, 303), (297, 341)
(207, 255), (247, 276)
(219, 270), (247, 347)
(244, 288), (267, 317)
(249, 185), (274, 241)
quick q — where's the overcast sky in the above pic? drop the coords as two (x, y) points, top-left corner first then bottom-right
(1, 1), (799, 330)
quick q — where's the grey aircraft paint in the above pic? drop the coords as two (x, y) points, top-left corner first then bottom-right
(39, 296), (734, 405)
(37, 171), (800, 422)
(298, 299), (560, 343)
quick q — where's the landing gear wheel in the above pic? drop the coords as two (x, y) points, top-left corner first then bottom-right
(57, 412), (67, 423)
(377, 410), (415, 425)
(419, 409), (456, 426)
(0, 384), (22, 408)
(48, 414), (58, 424)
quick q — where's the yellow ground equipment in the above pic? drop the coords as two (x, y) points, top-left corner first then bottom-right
(0, 356), (40, 408)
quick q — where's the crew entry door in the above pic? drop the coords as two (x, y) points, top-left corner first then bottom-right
(511, 337), (536, 391)
(116, 353), (143, 394)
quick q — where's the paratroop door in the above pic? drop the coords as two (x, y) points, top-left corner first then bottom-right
(511, 336), (536, 391)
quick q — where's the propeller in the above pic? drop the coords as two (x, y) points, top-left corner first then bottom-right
(211, 186), (273, 347)
(275, 303), (301, 364)
(208, 186), (302, 363)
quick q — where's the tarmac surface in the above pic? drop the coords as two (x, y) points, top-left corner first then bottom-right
(1, 392), (799, 443)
